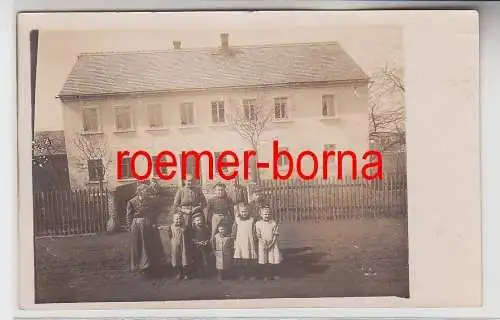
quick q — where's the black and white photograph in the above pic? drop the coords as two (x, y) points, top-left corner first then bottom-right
(30, 16), (408, 303)
(19, 10), (480, 308)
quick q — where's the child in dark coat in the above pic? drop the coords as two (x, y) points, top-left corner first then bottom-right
(191, 213), (211, 278)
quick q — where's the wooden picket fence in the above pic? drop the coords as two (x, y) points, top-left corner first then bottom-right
(249, 173), (407, 222)
(33, 188), (109, 237)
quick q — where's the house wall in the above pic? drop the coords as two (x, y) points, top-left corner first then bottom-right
(62, 83), (370, 190)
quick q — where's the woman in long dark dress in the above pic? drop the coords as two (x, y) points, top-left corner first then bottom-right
(126, 184), (165, 277)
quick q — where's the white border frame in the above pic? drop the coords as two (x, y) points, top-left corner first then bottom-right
(4, 2), (500, 319)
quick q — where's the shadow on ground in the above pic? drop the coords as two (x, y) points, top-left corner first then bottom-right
(35, 218), (409, 303)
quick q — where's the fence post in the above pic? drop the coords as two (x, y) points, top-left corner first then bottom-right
(106, 188), (119, 233)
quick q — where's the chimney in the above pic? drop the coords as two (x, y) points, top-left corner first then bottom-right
(220, 33), (229, 50)
(173, 40), (181, 49)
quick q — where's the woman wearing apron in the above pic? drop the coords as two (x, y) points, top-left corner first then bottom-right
(126, 184), (166, 277)
(173, 174), (207, 228)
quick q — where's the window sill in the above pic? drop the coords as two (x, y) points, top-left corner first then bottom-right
(208, 123), (229, 128)
(118, 178), (137, 183)
(319, 116), (340, 121)
(272, 119), (294, 124)
(113, 129), (137, 134)
(178, 125), (200, 130)
(80, 131), (104, 136)
(146, 127), (170, 132)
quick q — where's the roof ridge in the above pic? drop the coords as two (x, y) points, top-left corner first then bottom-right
(77, 41), (341, 57)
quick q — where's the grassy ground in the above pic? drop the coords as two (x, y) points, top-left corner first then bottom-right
(34, 217), (409, 303)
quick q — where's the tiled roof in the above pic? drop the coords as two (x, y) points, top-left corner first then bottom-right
(33, 130), (67, 156)
(58, 42), (369, 98)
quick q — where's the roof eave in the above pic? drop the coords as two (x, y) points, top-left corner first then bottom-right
(57, 78), (371, 102)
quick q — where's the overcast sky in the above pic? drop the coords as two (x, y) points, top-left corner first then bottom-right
(34, 23), (402, 131)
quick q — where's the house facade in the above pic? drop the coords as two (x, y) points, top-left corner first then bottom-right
(58, 34), (370, 190)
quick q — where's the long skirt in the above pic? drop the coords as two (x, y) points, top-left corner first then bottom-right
(130, 218), (165, 271)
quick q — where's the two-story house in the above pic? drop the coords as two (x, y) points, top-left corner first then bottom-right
(57, 33), (370, 190)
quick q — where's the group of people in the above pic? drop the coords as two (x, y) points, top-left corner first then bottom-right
(125, 174), (283, 282)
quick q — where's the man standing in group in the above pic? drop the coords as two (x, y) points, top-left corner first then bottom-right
(173, 174), (207, 228)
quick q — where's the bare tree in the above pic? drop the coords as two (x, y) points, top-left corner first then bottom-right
(71, 133), (112, 191)
(227, 92), (275, 183)
(368, 66), (406, 152)
(70, 133), (119, 232)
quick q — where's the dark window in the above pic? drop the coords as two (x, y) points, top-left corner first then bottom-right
(88, 159), (104, 182)
(120, 157), (132, 179)
(152, 155), (169, 176)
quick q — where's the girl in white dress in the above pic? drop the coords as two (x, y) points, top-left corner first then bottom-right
(255, 205), (282, 280)
(231, 202), (257, 280)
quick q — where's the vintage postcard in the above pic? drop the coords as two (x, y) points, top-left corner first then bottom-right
(17, 11), (481, 310)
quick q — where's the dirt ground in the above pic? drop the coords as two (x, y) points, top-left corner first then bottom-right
(34, 217), (409, 303)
